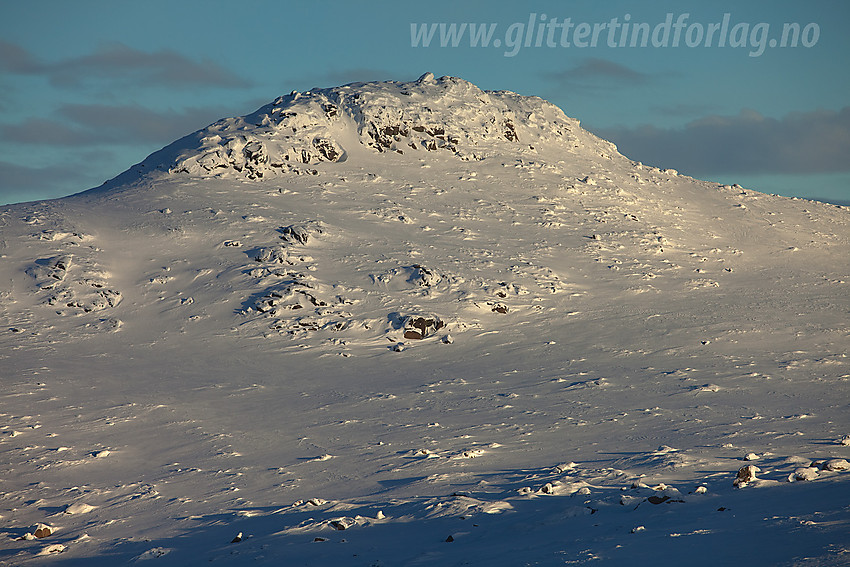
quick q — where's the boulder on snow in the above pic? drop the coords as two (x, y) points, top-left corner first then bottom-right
(789, 467), (819, 482)
(33, 524), (53, 538)
(734, 465), (760, 487)
(821, 458), (850, 471)
(64, 502), (96, 515)
(402, 315), (445, 340)
(491, 302), (508, 314)
(279, 221), (325, 245)
(252, 246), (290, 264)
(329, 517), (356, 531)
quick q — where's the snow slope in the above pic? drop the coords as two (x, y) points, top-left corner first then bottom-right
(1, 73), (849, 565)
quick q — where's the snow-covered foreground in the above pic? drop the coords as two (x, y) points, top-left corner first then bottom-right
(1, 74), (849, 565)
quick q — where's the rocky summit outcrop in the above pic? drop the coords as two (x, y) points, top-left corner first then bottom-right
(103, 73), (615, 185)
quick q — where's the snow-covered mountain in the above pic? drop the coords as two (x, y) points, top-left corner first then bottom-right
(1, 74), (849, 566)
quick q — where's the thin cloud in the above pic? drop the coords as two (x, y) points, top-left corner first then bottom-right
(60, 103), (233, 143)
(545, 57), (651, 91)
(650, 102), (721, 118)
(0, 40), (41, 73)
(1, 103), (235, 146)
(594, 107), (850, 176)
(0, 160), (99, 205)
(0, 40), (249, 89)
(1, 118), (93, 145)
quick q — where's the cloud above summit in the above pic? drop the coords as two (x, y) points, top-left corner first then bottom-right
(544, 58), (652, 91)
(1, 103), (236, 146)
(594, 106), (850, 176)
(0, 40), (249, 88)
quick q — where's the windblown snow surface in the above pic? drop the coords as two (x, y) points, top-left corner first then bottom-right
(1, 73), (849, 566)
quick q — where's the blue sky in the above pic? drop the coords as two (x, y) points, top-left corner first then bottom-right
(1, 0), (848, 205)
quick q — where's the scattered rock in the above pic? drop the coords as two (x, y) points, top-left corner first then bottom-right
(445, 535), (455, 542)
(631, 526), (646, 533)
(453, 449), (484, 459)
(744, 452), (759, 461)
(231, 532), (243, 543)
(442, 334), (454, 344)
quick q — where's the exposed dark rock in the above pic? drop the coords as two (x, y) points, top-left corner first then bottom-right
(402, 315), (445, 339)
(734, 464), (760, 487)
(491, 303), (508, 314)
(408, 264), (442, 287)
(279, 221), (325, 244)
(330, 517), (356, 531)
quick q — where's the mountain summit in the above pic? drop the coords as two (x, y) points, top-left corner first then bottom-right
(113, 73), (615, 185)
(2, 74), (849, 565)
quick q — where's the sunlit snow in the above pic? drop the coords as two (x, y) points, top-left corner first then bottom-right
(1, 74), (849, 566)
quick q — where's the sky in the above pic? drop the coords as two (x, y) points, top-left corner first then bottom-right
(1, 0), (848, 206)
